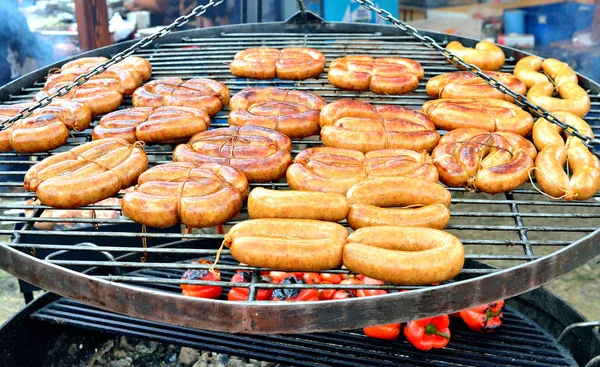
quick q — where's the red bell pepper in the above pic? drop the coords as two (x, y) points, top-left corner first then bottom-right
(271, 276), (319, 302)
(332, 290), (355, 299)
(268, 271), (304, 283)
(319, 273), (343, 284)
(459, 300), (505, 333)
(404, 315), (451, 351)
(227, 271), (273, 301)
(339, 277), (362, 296)
(356, 276), (387, 297)
(302, 272), (322, 284)
(318, 281), (337, 300)
(180, 269), (222, 299)
(363, 323), (402, 340)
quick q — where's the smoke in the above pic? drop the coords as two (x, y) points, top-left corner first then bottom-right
(0, 0), (55, 86)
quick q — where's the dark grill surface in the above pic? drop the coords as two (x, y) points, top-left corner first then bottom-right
(0, 28), (599, 332)
(30, 266), (578, 367)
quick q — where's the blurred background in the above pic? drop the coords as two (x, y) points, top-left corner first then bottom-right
(1, 0), (599, 88)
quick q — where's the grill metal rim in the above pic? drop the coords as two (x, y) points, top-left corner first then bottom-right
(0, 20), (599, 333)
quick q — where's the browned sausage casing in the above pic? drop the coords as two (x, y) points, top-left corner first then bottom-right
(432, 128), (537, 193)
(173, 126), (292, 183)
(421, 98), (534, 137)
(527, 81), (590, 118)
(347, 203), (450, 230)
(248, 187), (349, 222)
(224, 219), (348, 271)
(532, 112), (600, 201)
(228, 87), (327, 139)
(286, 147), (439, 194)
(445, 41), (505, 71)
(24, 138), (148, 208)
(426, 71), (525, 101)
(320, 100), (439, 153)
(93, 106), (210, 144)
(328, 56), (424, 95)
(132, 78), (230, 117)
(230, 48), (326, 80)
(343, 226), (464, 285)
(514, 56), (577, 89)
(122, 162), (248, 228)
(0, 100), (92, 153)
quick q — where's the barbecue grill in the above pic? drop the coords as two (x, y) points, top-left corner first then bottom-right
(0, 8), (599, 339)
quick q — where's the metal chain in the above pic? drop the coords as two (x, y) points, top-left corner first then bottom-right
(0, 0), (223, 132)
(353, 0), (600, 157)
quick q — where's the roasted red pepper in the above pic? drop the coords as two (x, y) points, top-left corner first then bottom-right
(268, 271), (304, 283)
(404, 315), (451, 351)
(339, 277), (362, 296)
(356, 276), (387, 297)
(271, 276), (319, 302)
(302, 272), (322, 284)
(320, 273), (343, 284)
(332, 290), (355, 299)
(318, 281), (337, 301)
(180, 269), (222, 299)
(459, 300), (505, 333)
(363, 323), (402, 340)
(227, 271), (273, 301)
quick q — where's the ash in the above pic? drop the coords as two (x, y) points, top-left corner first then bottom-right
(61, 335), (275, 367)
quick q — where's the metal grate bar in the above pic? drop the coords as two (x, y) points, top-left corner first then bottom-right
(30, 298), (576, 367)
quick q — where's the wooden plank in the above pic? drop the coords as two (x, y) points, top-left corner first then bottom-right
(75, 0), (111, 51)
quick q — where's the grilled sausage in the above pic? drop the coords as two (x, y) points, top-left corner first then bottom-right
(426, 71), (525, 101)
(343, 226), (464, 285)
(347, 203), (450, 230)
(122, 162), (248, 228)
(173, 126), (292, 183)
(445, 41), (505, 71)
(230, 47), (326, 80)
(527, 81), (590, 118)
(228, 87), (326, 139)
(24, 138), (148, 208)
(0, 100), (92, 153)
(514, 56), (577, 89)
(421, 98), (534, 137)
(532, 112), (600, 201)
(224, 219), (348, 271)
(132, 78), (230, 117)
(320, 100), (439, 152)
(347, 176), (451, 208)
(248, 187), (349, 222)
(328, 56), (424, 95)
(93, 106), (210, 144)
(432, 128), (537, 193)
(286, 147), (439, 195)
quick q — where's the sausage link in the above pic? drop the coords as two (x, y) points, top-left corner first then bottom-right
(347, 203), (450, 230)
(347, 177), (451, 208)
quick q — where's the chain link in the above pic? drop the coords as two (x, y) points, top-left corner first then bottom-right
(353, 0), (600, 157)
(0, 0), (223, 132)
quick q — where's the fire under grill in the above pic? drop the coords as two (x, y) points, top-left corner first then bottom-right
(0, 14), (599, 334)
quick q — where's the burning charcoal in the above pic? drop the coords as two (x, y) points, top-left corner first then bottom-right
(135, 341), (158, 354)
(179, 347), (201, 365)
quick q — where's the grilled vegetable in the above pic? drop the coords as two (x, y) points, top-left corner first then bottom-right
(363, 324), (402, 340)
(459, 300), (505, 333)
(227, 271), (273, 301)
(404, 315), (451, 351)
(271, 276), (319, 302)
(356, 275), (387, 297)
(180, 269), (222, 299)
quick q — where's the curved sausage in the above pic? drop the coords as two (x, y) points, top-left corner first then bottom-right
(224, 219), (348, 271)
(528, 81), (590, 118)
(347, 176), (451, 208)
(513, 55), (548, 88)
(328, 56), (423, 94)
(347, 203), (450, 230)
(446, 41), (505, 71)
(230, 47), (326, 80)
(228, 87), (326, 139)
(343, 226), (464, 285)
